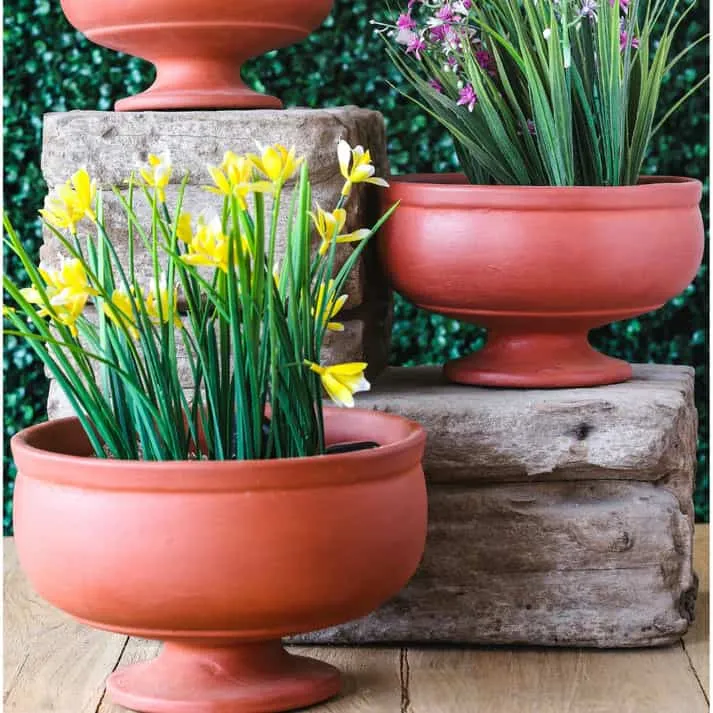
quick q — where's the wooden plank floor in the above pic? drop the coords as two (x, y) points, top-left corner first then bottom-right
(4, 527), (709, 713)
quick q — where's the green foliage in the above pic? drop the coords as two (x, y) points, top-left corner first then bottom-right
(3, 0), (709, 533)
(382, 0), (708, 186)
(5, 159), (383, 462)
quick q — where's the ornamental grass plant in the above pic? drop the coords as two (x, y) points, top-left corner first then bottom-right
(378, 0), (708, 185)
(4, 142), (393, 461)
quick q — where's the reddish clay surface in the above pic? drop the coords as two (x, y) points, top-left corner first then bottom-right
(59, 0), (334, 110)
(12, 409), (426, 713)
(380, 174), (704, 388)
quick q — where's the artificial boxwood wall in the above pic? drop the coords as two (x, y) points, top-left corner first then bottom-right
(3, 0), (709, 532)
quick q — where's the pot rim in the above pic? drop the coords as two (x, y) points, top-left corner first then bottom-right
(384, 173), (702, 210)
(11, 408), (426, 492)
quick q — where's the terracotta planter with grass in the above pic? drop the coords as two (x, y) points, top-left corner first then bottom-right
(11, 408), (426, 713)
(379, 174), (704, 388)
(59, 0), (333, 110)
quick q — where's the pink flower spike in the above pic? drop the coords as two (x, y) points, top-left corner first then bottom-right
(430, 24), (448, 42)
(428, 78), (444, 93)
(476, 50), (496, 76)
(457, 83), (478, 112)
(435, 4), (455, 22)
(397, 13), (417, 31)
(619, 29), (639, 51)
(406, 35), (427, 60)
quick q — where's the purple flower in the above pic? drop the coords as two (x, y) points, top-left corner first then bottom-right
(406, 35), (427, 60)
(429, 79), (444, 93)
(476, 50), (496, 76)
(527, 119), (537, 136)
(610, 0), (630, 12)
(429, 24), (449, 42)
(579, 0), (597, 19)
(454, 0), (472, 14)
(397, 13), (417, 31)
(456, 83), (478, 112)
(443, 27), (462, 52)
(435, 4), (455, 22)
(446, 55), (460, 72)
(619, 29), (639, 51)
(396, 27), (418, 46)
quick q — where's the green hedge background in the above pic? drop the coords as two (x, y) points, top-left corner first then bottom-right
(3, 0), (709, 533)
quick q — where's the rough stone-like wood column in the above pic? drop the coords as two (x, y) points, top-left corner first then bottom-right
(41, 108), (392, 419)
(293, 364), (699, 648)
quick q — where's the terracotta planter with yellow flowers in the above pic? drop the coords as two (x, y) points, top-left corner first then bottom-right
(59, 0), (335, 110)
(5, 143), (427, 713)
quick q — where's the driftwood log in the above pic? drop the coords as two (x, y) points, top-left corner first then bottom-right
(293, 364), (698, 647)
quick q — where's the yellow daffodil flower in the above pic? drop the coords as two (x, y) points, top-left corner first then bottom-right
(337, 140), (389, 197)
(180, 216), (230, 273)
(305, 360), (370, 408)
(20, 286), (87, 337)
(103, 288), (139, 340)
(179, 216), (250, 274)
(68, 168), (97, 221)
(19, 258), (96, 336)
(139, 152), (172, 203)
(206, 151), (273, 207)
(248, 144), (303, 186)
(39, 258), (96, 299)
(313, 280), (348, 332)
(311, 204), (371, 256)
(176, 211), (194, 243)
(145, 281), (182, 329)
(39, 169), (97, 234)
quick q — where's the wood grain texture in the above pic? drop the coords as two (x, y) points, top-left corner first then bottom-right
(3, 531), (709, 713)
(3, 540), (126, 713)
(405, 645), (709, 713)
(360, 364), (696, 491)
(295, 481), (696, 647)
(684, 525), (709, 700)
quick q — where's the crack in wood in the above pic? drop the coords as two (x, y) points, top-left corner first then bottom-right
(681, 640), (710, 706)
(399, 647), (412, 713)
(3, 652), (29, 704)
(94, 636), (130, 713)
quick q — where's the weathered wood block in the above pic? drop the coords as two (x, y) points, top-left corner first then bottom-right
(39, 108), (391, 361)
(293, 364), (698, 648)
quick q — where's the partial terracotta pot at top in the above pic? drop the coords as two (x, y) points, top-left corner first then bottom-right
(379, 174), (704, 388)
(12, 408), (426, 713)
(59, 0), (333, 111)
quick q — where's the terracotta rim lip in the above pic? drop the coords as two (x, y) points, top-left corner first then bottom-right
(384, 173), (703, 210)
(10, 408), (426, 491)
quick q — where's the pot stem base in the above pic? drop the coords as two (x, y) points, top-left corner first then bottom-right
(113, 57), (283, 111)
(106, 640), (341, 713)
(444, 331), (632, 388)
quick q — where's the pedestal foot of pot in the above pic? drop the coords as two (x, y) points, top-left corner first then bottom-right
(114, 59), (283, 111)
(444, 331), (632, 388)
(106, 640), (341, 713)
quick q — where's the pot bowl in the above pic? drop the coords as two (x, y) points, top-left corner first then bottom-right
(12, 408), (426, 713)
(379, 174), (704, 388)
(60, 0), (334, 110)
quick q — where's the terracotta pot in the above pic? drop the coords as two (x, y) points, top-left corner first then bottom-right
(11, 409), (426, 713)
(59, 0), (334, 111)
(380, 174), (704, 388)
